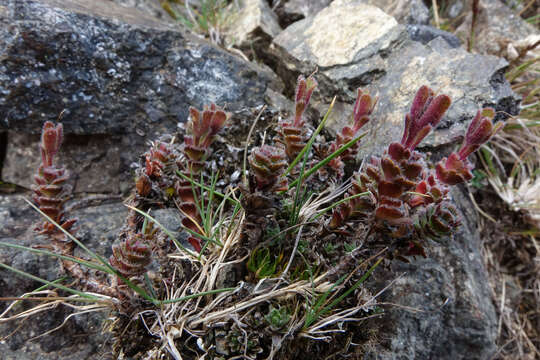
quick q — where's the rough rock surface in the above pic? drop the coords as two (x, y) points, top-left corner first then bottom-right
(361, 0), (430, 25)
(367, 187), (497, 359)
(225, 0), (282, 48)
(274, 1), (401, 69)
(0, 0), (277, 191)
(270, 1), (520, 154)
(406, 24), (462, 48)
(0, 0), (271, 134)
(0, 195), (126, 360)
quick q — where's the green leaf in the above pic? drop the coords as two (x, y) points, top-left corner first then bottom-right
(289, 132), (367, 189)
(176, 170), (241, 207)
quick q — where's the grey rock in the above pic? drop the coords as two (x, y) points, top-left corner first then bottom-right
(0, 0), (278, 191)
(270, 2), (519, 154)
(455, 0), (539, 56)
(368, 187), (497, 359)
(225, 0), (282, 48)
(270, 1), (403, 99)
(2, 132), (133, 194)
(407, 24), (462, 48)
(274, 1), (401, 69)
(360, 0), (430, 25)
(0, 0), (271, 135)
(151, 207), (191, 248)
(0, 194), (127, 359)
(282, 0), (332, 19)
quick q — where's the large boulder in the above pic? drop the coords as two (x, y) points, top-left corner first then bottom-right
(0, 0), (278, 192)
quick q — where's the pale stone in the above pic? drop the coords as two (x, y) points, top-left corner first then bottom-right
(301, 2), (398, 67)
(225, 0), (282, 46)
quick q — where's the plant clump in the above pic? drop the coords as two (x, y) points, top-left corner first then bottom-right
(7, 75), (503, 360)
(109, 232), (153, 278)
(330, 85), (498, 259)
(249, 144), (288, 192)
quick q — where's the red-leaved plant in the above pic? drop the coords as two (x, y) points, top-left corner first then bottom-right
(135, 140), (177, 198)
(436, 108), (501, 185)
(176, 104), (229, 251)
(278, 75), (317, 160)
(33, 121), (76, 237)
(110, 230), (153, 278)
(327, 89), (376, 177)
(33, 122), (117, 294)
(330, 85), (499, 258)
(248, 145), (288, 192)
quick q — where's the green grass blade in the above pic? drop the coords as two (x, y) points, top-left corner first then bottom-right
(24, 199), (153, 302)
(503, 120), (540, 130)
(284, 97), (336, 176)
(525, 13), (540, 24)
(290, 147), (311, 226)
(182, 225), (222, 247)
(0, 242), (111, 273)
(126, 205), (198, 259)
(0, 262), (101, 300)
(507, 57), (539, 82)
(304, 272), (349, 328)
(289, 132), (367, 189)
(313, 191), (370, 220)
(24, 199), (114, 271)
(480, 146), (497, 176)
(318, 258), (382, 319)
(176, 170), (241, 207)
(144, 273), (157, 300)
(212, 187), (233, 238)
(31, 277), (67, 292)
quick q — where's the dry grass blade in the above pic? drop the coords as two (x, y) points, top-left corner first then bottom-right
(482, 121), (540, 228)
(478, 120), (540, 358)
(190, 280), (315, 326)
